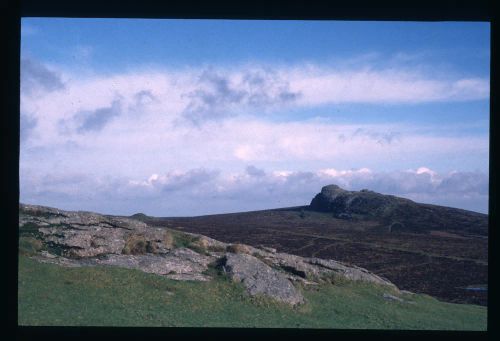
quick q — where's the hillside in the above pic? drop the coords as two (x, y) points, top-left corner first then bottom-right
(18, 203), (486, 329)
(133, 185), (488, 306)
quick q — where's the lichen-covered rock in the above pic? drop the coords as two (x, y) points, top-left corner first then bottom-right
(170, 247), (215, 267)
(21, 204), (151, 258)
(38, 226), (127, 258)
(307, 257), (397, 288)
(20, 202), (400, 303)
(248, 250), (396, 288)
(259, 252), (319, 280)
(94, 253), (206, 276)
(187, 234), (228, 249)
(20, 203), (148, 231)
(222, 253), (304, 306)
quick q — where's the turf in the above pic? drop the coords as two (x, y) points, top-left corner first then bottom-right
(18, 255), (487, 329)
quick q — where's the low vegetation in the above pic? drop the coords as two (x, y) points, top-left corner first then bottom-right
(226, 243), (252, 254)
(167, 230), (207, 254)
(162, 230), (174, 249)
(18, 253), (486, 329)
(122, 234), (149, 255)
(18, 236), (43, 256)
(122, 229), (204, 255)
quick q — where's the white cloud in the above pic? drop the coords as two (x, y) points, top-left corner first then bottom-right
(128, 168), (219, 192)
(19, 59), (489, 215)
(287, 66), (489, 105)
(20, 105), (488, 190)
(20, 60), (489, 142)
(20, 59), (489, 157)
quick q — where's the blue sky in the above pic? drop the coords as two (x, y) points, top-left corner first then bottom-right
(20, 18), (490, 215)
(22, 19), (489, 75)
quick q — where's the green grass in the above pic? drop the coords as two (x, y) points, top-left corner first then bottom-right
(18, 237), (43, 256)
(18, 255), (487, 329)
(168, 229), (210, 254)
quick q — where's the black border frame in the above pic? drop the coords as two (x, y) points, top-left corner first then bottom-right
(4, 0), (496, 340)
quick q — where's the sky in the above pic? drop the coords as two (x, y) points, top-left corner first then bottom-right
(20, 18), (490, 216)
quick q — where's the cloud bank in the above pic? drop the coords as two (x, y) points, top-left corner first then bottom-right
(20, 166), (488, 216)
(19, 58), (490, 215)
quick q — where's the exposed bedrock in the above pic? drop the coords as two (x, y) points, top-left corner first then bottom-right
(20, 203), (398, 305)
(309, 184), (488, 235)
(222, 253), (305, 306)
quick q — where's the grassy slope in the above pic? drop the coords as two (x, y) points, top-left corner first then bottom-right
(18, 255), (486, 329)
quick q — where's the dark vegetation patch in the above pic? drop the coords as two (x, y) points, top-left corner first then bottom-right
(279, 265), (307, 279)
(205, 256), (232, 279)
(122, 234), (148, 255)
(43, 242), (77, 258)
(20, 210), (64, 218)
(145, 207), (488, 306)
(131, 213), (148, 219)
(19, 222), (42, 236)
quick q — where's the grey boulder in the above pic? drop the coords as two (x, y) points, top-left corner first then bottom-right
(222, 253), (304, 306)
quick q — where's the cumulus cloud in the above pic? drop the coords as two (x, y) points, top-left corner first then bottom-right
(20, 105), (488, 196)
(436, 171), (489, 195)
(129, 168), (220, 192)
(20, 166), (489, 216)
(130, 166), (489, 213)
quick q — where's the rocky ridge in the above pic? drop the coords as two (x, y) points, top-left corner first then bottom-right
(310, 184), (488, 235)
(19, 203), (397, 306)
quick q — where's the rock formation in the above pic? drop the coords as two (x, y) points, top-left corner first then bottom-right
(309, 184), (488, 235)
(19, 203), (397, 306)
(222, 253), (305, 306)
(310, 184), (413, 218)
